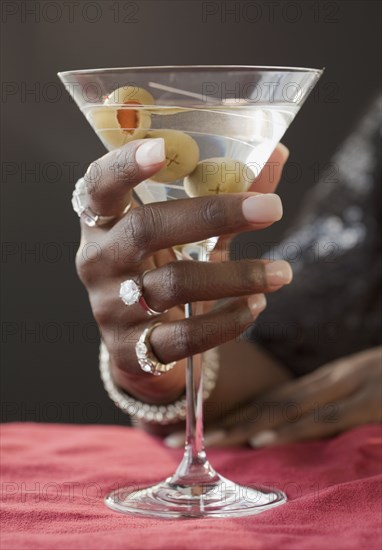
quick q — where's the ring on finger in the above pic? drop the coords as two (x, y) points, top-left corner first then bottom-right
(136, 322), (176, 376)
(119, 271), (168, 316)
(72, 177), (132, 227)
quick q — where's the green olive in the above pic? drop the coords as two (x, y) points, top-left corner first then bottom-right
(90, 86), (155, 149)
(147, 130), (200, 184)
(184, 157), (254, 197)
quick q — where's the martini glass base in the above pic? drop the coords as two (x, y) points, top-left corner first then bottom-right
(105, 475), (287, 519)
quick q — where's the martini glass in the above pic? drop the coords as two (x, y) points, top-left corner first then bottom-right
(58, 66), (322, 518)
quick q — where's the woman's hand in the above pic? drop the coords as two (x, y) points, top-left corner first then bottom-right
(76, 138), (291, 404)
(201, 346), (382, 447)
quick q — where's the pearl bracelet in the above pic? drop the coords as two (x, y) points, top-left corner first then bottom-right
(99, 341), (220, 425)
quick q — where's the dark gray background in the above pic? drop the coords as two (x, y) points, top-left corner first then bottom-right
(1, 0), (381, 423)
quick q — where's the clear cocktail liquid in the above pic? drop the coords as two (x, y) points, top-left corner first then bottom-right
(85, 104), (297, 258)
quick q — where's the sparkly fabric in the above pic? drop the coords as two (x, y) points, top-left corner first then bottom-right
(249, 95), (382, 376)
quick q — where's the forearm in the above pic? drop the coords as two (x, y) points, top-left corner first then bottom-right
(203, 339), (292, 424)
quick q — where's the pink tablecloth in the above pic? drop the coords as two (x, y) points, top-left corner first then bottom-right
(1, 422), (381, 550)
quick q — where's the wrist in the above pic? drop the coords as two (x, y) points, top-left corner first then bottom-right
(100, 342), (220, 425)
(110, 356), (186, 405)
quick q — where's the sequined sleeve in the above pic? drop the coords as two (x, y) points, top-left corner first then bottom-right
(248, 95), (382, 377)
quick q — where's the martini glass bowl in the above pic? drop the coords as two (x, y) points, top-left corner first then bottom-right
(58, 66), (322, 518)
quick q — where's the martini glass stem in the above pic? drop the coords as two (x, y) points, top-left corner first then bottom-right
(184, 302), (204, 457)
(169, 302), (219, 486)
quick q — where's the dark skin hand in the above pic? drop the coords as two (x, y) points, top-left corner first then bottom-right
(77, 139), (381, 447)
(76, 138), (291, 406)
(164, 346), (382, 447)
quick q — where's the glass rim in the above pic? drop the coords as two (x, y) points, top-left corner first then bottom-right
(58, 65), (324, 78)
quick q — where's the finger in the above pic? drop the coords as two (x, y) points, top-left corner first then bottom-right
(140, 259), (292, 312)
(210, 143), (289, 262)
(83, 138), (166, 218)
(111, 294), (267, 376)
(203, 366), (361, 447)
(249, 389), (368, 447)
(107, 192), (283, 266)
(209, 143), (289, 260)
(209, 234), (234, 263)
(89, 259), (291, 328)
(249, 143), (290, 194)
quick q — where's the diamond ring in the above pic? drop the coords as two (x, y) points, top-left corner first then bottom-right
(135, 323), (176, 376)
(72, 177), (132, 227)
(119, 272), (168, 316)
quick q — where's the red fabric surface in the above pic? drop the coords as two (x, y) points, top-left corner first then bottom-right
(1, 422), (381, 550)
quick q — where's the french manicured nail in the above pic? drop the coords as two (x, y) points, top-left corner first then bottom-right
(164, 432), (185, 448)
(249, 430), (277, 448)
(204, 430), (226, 446)
(242, 194), (283, 223)
(135, 138), (165, 167)
(247, 293), (267, 316)
(265, 261), (293, 287)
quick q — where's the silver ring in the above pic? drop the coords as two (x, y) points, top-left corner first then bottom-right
(72, 177), (132, 227)
(119, 271), (168, 316)
(135, 323), (176, 376)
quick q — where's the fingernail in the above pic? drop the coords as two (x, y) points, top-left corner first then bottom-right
(277, 142), (290, 160)
(135, 138), (165, 167)
(247, 293), (267, 316)
(204, 430), (226, 446)
(249, 430), (277, 448)
(265, 261), (293, 287)
(164, 432), (185, 448)
(242, 194), (283, 223)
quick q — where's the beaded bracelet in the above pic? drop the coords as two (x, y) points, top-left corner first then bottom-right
(99, 341), (220, 425)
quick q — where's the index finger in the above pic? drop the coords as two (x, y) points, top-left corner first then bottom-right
(83, 138), (166, 218)
(248, 143), (290, 194)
